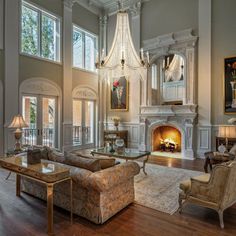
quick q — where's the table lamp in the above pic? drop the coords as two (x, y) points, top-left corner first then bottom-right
(218, 125), (236, 151)
(8, 114), (28, 151)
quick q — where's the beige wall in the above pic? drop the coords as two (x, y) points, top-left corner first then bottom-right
(29, 0), (63, 16)
(0, 49), (3, 82)
(72, 69), (98, 91)
(141, 0), (199, 41)
(19, 55), (63, 88)
(212, 0), (236, 125)
(73, 3), (99, 35)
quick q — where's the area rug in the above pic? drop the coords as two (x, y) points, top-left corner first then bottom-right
(134, 163), (203, 215)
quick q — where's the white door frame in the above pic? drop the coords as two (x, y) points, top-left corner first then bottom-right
(20, 78), (62, 149)
(0, 81), (3, 155)
(72, 86), (98, 149)
(21, 94), (58, 148)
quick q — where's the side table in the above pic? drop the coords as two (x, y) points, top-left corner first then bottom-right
(5, 149), (27, 180)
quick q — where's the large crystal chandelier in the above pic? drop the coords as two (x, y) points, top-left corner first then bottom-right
(96, 3), (149, 81)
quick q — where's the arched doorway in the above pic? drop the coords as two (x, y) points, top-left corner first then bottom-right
(72, 86), (98, 148)
(20, 78), (62, 148)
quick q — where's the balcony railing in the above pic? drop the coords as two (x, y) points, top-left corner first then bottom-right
(73, 126), (92, 145)
(22, 128), (54, 147)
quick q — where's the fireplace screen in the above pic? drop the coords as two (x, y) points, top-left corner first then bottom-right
(152, 126), (181, 152)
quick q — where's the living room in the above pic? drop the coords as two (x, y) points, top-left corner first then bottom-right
(0, 0), (236, 235)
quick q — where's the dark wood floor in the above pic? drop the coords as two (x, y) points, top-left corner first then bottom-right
(0, 156), (236, 236)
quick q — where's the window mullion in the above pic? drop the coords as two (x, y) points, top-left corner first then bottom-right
(83, 32), (85, 69)
(38, 10), (41, 57)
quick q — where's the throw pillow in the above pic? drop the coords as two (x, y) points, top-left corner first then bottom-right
(65, 153), (101, 172)
(69, 150), (116, 169)
(48, 149), (65, 163)
(229, 144), (236, 156)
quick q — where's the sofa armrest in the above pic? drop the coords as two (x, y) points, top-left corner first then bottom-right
(86, 162), (140, 192)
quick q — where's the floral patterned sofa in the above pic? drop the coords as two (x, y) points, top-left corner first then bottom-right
(21, 147), (140, 224)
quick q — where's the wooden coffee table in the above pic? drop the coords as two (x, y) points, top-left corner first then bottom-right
(91, 148), (151, 175)
(0, 156), (73, 235)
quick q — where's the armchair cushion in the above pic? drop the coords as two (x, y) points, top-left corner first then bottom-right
(180, 174), (210, 193)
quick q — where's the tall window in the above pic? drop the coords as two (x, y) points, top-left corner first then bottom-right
(21, 1), (61, 62)
(73, 25), (97, 72)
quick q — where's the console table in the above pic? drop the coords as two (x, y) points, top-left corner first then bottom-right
(104, 130), (128, 147)
(0, 156), (73, 235)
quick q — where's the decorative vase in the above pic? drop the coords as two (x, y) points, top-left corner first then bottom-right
(114, 120), (119, 131)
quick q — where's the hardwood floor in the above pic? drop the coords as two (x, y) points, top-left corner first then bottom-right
(0, 156), (236, 236)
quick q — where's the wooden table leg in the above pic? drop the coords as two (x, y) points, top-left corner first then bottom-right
(6, 171), (12, 180)
(143, 155), (149, 175)
(16, 174), (21, 196)
(47, 184), (54, 235)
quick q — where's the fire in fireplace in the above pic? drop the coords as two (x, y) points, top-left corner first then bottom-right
(152, 125), (181, 152)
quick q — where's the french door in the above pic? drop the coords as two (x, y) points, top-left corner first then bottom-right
(22, 95), (58, 148)
(73, 99), (95, 147)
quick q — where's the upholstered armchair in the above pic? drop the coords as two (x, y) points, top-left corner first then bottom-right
(179, 161), (236, 228)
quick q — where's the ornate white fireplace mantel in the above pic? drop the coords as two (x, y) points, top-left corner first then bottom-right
(139, 105), (198, 159)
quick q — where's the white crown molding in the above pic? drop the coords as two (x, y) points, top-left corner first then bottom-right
(143, 28), (198, 52)
(75, 0), (149, 16)
(74, 0), (102, 15)
(63, 0), (76, 9)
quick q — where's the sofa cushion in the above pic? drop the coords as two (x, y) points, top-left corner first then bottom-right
(65, 153), (101, 172)
(70, 150), (116, 169)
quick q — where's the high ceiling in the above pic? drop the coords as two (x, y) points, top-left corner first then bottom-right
(75, 0), (149, 16)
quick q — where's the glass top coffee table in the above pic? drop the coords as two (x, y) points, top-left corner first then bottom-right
(91, 148), (151, 175)
(0, 156), (73, 235)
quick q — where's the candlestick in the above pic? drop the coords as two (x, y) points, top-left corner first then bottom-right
(146, 51), (150, 64)
(140, 48), (144, 60)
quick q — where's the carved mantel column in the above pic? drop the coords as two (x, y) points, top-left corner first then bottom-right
(62, 0), (75, 150)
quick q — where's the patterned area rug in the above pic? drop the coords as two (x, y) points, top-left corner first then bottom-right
(134, 163), (203, 215)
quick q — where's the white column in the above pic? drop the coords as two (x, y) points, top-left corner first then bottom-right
(4, 0), (20, 152)
(62, 0), (74, 150)
(197, 0), (212, 156)
(0, 0), (3, 49)
(198, 0), (211, 125)
(98, 15), (108, 146)
(130, 1), (141, 53)
(0, 0), (3, 155)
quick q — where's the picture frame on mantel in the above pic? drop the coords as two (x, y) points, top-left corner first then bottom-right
(110, 76), (129, 111)
(224, 56), (236, 114)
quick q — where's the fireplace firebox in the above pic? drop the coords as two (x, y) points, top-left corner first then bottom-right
(152, 125), (181, 152)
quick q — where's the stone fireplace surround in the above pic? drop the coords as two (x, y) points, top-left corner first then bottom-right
(139, 105), (197, 159)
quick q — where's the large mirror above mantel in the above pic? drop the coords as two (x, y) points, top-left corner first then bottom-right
(151, 54), (185, 105)
(143, 29), (198, 106)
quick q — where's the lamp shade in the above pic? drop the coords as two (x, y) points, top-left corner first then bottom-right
(8, 114), (28, 129)
(218, 125), (236, 138)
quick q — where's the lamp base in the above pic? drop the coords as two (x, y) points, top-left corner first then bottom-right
(14, 129), (23, 152)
